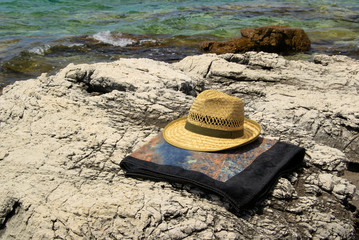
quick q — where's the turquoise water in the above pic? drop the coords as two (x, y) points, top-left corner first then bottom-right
(1, 0), (359, 88)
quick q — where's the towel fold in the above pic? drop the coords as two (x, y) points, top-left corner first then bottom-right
(120, 133), (305, 212)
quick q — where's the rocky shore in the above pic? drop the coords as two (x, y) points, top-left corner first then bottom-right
(0, 52), (358, 239)
(200, 25), (311, 54)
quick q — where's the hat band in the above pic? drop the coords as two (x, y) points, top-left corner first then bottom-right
(185, 121), (244, 139)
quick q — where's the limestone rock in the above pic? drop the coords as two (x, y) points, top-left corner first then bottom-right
(175, 52), (359, 163)
(308, 144), (347, 174)
(200, 25), (311, 54)
(0, 52), (358, 239)
(272, 178), (298, 200)
(305, 173), (356, 201)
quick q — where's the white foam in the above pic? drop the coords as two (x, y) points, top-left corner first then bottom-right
(67, 43), (84, 48)
(29, 44), (51, 55)
(140, 39), (157, 44)
(92, 31), (136, 47)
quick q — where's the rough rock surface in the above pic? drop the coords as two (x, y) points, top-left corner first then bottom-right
(0, 52), (358, 239)
(200, 25), (311, 54)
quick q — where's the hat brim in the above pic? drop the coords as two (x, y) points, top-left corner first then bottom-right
(163, 116), (261, 152)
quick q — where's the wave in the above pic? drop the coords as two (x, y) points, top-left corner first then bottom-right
(28, 44), (52, 55)
(91, 31), (137, 47)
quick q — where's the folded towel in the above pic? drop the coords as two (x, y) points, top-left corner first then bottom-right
(120, 133), (305, 212)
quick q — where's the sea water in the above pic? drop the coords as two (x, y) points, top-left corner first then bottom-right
(0, 0), (359, 87)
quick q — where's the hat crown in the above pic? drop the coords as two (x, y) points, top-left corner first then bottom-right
(187, 90), (244, 131)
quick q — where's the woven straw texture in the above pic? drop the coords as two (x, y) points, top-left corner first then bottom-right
(163, 90), (261, 152)
(187, 90), (244, 131)
(163, 117), (260, 152)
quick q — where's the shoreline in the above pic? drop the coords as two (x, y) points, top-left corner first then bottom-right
(1, 29), (359, 90)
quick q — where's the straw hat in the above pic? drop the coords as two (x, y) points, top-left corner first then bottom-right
(163, 90), (261, 152)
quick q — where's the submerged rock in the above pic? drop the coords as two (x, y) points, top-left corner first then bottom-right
(0, 52), (358, 239)
(200, 25), (311, 54)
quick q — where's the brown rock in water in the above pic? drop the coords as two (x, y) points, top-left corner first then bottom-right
(200, 25), (311, 54)
(241, 25), (311, 51)
(200, 38), (255, 55)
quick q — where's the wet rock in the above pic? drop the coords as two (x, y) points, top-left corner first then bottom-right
(241, 25), (311, 52)
(200, 25), (311, 54)
(200, 37), (255, 55)
(0, 52), (358, 239)
(1, 51), (54, 76)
